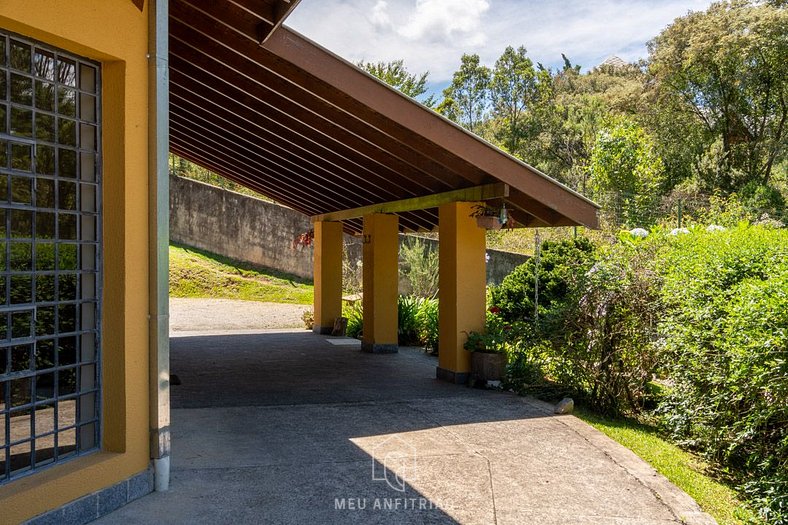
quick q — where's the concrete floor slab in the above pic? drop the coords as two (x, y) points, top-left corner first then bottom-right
(96, 330), (714, 525)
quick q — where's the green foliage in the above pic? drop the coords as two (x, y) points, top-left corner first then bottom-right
(416, 298), (439, 353)
(430, 0), (788, 222)
(438, 53), (491, 134)
(342, 296), (439, 351)
(168, 244), (313, 304)
(546, 239), (665, 415)
(397, 295), (422, 346)
(498, 225), (787, 521)
(657, 225), (788, 523)
(463, 309), (512, 354)
(399, 236), (439, 298)
(342, 243), (363, 295)
(648, 0), (788, 191)
(358, 59), (435, 107)
(588, 118), (665, 227)
(343, 301), (364, 339)
(739, 181), (787, 222)
(490, 237), (596, 322)
(490, 46), (538, 153)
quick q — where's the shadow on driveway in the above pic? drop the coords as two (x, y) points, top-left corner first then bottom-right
(96, 330), (712, 525)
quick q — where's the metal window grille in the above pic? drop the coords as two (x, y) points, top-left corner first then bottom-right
(0, 29), (101, 484)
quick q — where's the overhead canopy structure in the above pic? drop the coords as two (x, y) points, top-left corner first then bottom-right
(168, 0), (599, 234)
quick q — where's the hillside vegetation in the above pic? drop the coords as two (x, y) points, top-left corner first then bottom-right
(169, 244), (313, 305)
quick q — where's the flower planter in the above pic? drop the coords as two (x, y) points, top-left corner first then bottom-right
(470, 351), (507, 383)
(475, 215), (502, 230)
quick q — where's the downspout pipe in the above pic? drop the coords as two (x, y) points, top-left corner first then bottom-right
(148, 0), (171, 492)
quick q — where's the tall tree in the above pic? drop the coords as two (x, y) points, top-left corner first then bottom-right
(358, 59), (435, 107)
(588, 118), (665, 227)
(490, 46), (538, 154)
(648, 0), (788, 191)
(438, 54), (491, 134)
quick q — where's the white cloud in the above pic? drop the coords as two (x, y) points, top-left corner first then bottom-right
(397, 0), (490, 46)
(371, 1), (391, 28)
(287, 0), (714, 89)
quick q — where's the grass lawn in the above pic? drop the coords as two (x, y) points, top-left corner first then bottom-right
(575, 408), (757, 525)
(169, 244), (314, 305)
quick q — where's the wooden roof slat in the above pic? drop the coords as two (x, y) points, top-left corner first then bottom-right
(168, 74), (426, 201)
(171, 92), (406, 205)
(170, 117), (368, 212)
(167, 0), (599, 231)
(262, 27), (600, 227)
(170, 2), (471, 191)
(168, 67), (424, 201)
(168, 42), (452, 199)
(170, 121), (438, 233)
(169, 144), (323, 217)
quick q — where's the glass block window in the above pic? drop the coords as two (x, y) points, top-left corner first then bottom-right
(0, 30), (101, 484)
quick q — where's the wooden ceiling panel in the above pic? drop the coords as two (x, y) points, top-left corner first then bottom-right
(167, 0), (600, 232)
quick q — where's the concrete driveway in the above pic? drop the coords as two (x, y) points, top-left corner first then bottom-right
(97, 330), (713, 525)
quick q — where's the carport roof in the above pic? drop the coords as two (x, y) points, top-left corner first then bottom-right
(168, 0), (600, 234)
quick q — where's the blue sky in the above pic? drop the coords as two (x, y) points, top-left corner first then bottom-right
(287, 0), (714, 95)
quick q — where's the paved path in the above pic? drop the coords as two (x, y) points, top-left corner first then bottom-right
(169, 298), (309, 332)
(97, 330), (714, 525)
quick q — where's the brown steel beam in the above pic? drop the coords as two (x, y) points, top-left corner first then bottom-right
(311, 183), (509, 223)
(263, 27), (600, 228)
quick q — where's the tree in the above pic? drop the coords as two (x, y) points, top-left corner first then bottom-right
(588, 118), (665, 227)
(438, 53), (491, 134)
(490, 46), (538, 154)
(519, 63), (608, 190)
(358, 59), (435, 107)
(648, 0), (788, 192)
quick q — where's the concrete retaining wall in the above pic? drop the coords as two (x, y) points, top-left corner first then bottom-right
(169, 175), (527, 285)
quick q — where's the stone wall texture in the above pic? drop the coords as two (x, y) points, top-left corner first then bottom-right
(169, 176), (527, 285)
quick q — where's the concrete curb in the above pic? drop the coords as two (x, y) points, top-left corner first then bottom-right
(524, 397), (717, 525)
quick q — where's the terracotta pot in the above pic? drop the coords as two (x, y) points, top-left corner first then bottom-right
(470, 351), (507, 382)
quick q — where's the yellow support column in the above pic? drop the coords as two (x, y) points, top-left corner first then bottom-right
(313, 220), (344, 334)
(362, 214), (399, 353)
(438, 202), (487, 383)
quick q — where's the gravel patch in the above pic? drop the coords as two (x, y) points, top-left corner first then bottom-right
(170, 298), (310, 333)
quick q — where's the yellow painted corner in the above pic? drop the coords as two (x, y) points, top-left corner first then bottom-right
(0, 1), (153, 521)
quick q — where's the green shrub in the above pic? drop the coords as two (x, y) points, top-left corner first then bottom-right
(399, 237), (439, 298)
(491, 237), (596, 322)
(343, 301), (363, 339)
(398, 295), (422, 346)
(416, 298), (439, 353)
(342, 296), (440, 351)
(658, 225), (788, 523)
(543, 238), (664, 415)
(739, 181), (786, 222)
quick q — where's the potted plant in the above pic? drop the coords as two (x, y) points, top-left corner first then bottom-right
(471, 204), (503, 230)
(470, 204), (512, 230)
(464, 307), (510, 385)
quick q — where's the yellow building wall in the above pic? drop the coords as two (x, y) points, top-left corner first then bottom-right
(313, 221), (344, 333)
(0, 1), (151, 522)
(361, 214), (399, 351)
(438, 202), (486, 377)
